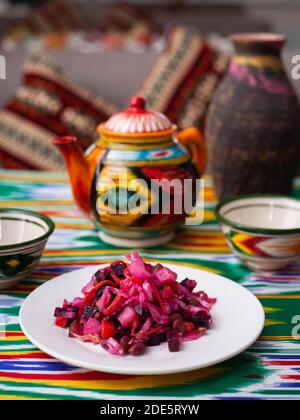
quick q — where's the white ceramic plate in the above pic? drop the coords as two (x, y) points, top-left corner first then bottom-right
(20, 264), (265, 376)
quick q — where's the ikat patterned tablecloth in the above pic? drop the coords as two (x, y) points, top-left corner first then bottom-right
(0, 170), (300, 400)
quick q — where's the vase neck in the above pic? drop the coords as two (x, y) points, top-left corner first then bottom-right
(231, 33), (286, 57)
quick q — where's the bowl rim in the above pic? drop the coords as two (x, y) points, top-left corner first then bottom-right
(0, 208), (55, 251)
(216, 194), (300, 235)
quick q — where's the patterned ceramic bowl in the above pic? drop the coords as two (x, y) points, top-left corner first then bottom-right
(0, 209), (55, 290)
(217, 196), (300, 271)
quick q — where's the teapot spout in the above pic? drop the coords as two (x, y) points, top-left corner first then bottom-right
(53, 136), (93, 218)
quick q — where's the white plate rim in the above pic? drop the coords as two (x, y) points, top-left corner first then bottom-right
(20, 264), (265, 376)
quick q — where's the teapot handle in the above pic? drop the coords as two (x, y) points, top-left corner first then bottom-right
(177, 128), (207, 176)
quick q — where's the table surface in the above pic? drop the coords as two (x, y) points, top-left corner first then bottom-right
(0, 169), (300, 400)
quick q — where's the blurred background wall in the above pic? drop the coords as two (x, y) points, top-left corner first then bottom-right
(0, 0), (299, 171)
(0, 0), (300, 106)
(1, 0), (299, 106)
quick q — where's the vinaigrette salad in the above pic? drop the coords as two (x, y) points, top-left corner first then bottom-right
(54, 253), (216, 356)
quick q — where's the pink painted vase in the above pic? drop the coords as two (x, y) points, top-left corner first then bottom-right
(206, 33), (300, 201)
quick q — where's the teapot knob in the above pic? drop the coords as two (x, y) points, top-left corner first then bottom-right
(130, 96), (146, 110)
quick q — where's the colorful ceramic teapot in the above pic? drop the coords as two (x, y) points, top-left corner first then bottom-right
(53, 97), (206, 247)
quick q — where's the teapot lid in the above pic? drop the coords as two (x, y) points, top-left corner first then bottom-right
(101, 97), (173, 136)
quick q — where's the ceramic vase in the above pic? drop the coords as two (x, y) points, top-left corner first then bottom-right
(206, 33), (300, 201)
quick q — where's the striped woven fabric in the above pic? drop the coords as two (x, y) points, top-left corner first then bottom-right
(0, 169), (300, 400)
(0, 54), (117, 171)
(137, 26), (229, 131)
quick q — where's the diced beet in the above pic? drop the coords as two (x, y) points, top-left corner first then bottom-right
(167, 331), (181, 352)
(146, 334), (161, 347)
(83, 318), (101, 336)
(54, 307), (78, 319)
(72, 297), (84, 309)
(181, 278), (197, 291)
(118, 306), (137, 328)
(63, 299), (69, 309)
(155, 267), (177, 285)
(192, 313), (211, 329)
(168, 336), (180, 352)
